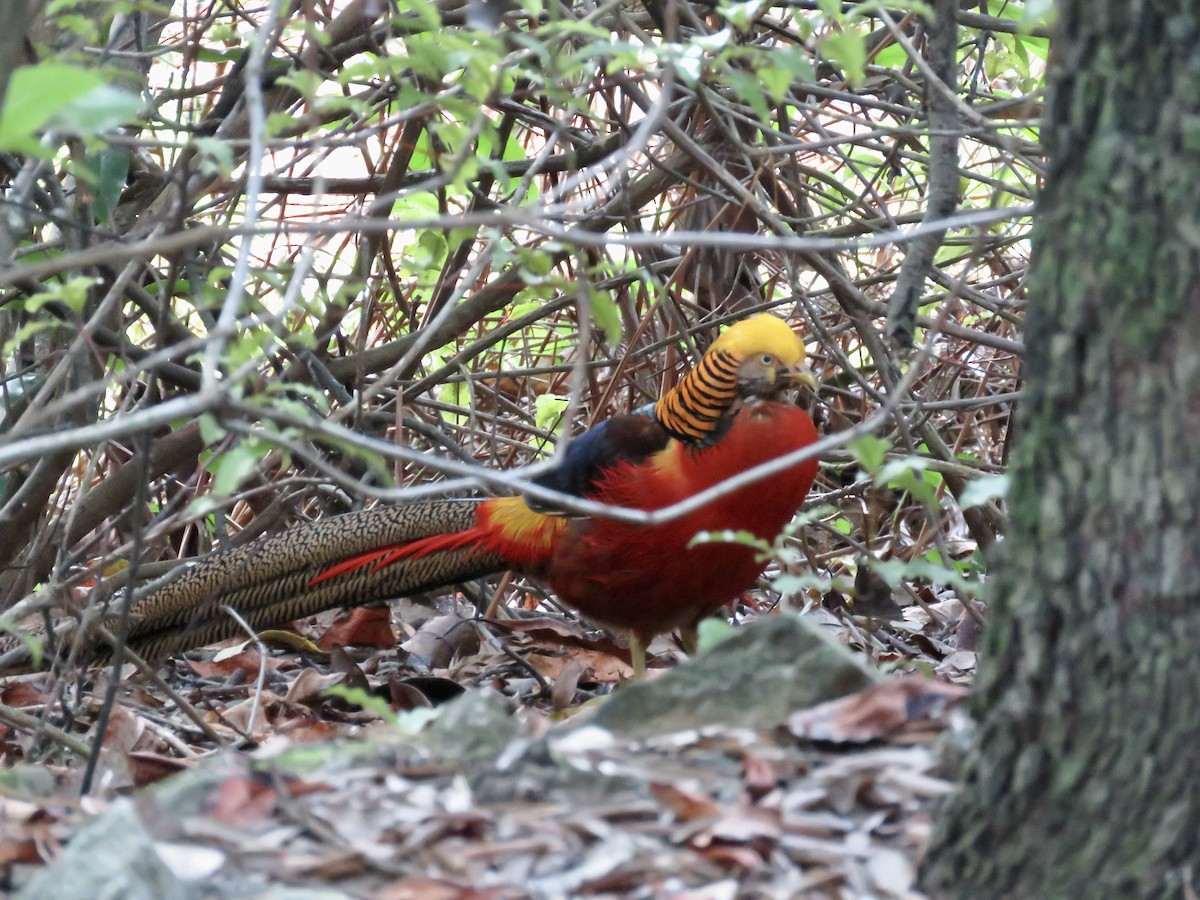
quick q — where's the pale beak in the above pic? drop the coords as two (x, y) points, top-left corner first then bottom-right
(785, 365), (818, 393)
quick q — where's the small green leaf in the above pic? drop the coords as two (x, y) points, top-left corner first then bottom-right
(848, 434), (890, 476)
(695, 616), (737, 651)
(56, 85), (141, 137)
(822, 30), (866, 86)
(589, 290), (623, 343)
(758, 65), (793, 103)
(209, 439), (269, 497)
(959, 473), (1009, 509)
(1021, 0), (1055, 29)
(882, 460), (941, 505)
(198, 414), (225, 445)
(324, 684), (399, 725)
(721, 0), (764, 30)
(723, 68), (772, 119)
(23, 276), (96, 314)
(875, 456), (928, 483)
(193, 137), (234, 178)
(869, 557), (980, 597)
(770, 45), (816, 81)
(535, 394), (569, 432)
(413, 231), (448, 269)
(89, 146), (129, 224)
(0, 63), (104, 153)
(676, 45), (705, 84)
(692, 28), (733, 51)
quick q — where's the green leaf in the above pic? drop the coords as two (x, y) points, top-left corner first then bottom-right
(588, 290), (623, 343)
(535, 394), (569, 432)
(56, 86), (141, 137)
(959, 473), (1009, 509)
(870, 557), (979, 597)
(675, 44), (705, 84)
(209, 439), (270, 498)
(872, 43), (907, 68)
(758, 66), (793, 103)
(88, 146), (129, 224)
(198, 417), (224, 448)
(399, 230), (448, 274)
(822, 30), (866, 87)
(194, 47), (245, 64)
(0, 63), (103, 153)
(879, 458), (941, 505)
(266, 111), (296, 137)
(723, 68), (772, 119)
(193, 137), (234, 178)
(198, 414), (225, 446)
(23, 276), (95, 314)
(1021, 0), (1055, 30)
(695, 616), (737, 651)
(848, 434), (889, 476)
(769, 45), (816, 82)
(776, 572), (845, 596)
(324, 684), (399, 725)
(721, 0), (764, 31)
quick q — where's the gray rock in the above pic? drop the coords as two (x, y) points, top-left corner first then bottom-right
(587, 614), (878, 738)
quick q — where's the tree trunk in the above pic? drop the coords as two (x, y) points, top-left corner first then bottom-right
(921, 3), (1200, 897)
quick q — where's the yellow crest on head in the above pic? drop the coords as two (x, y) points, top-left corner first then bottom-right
(710, 314), (806, 365)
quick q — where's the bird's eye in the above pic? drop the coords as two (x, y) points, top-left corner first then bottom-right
(760, 354), (775, 366)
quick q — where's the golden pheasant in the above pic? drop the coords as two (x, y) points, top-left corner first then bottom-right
(6, 315), (820, 676)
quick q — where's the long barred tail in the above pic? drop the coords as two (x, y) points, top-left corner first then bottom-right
(0, 501), (507, 672)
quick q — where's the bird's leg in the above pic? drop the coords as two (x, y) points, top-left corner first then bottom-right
(678, 622), (699, 655)
(629, 634), (647, 679)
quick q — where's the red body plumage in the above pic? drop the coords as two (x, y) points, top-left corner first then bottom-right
(546, 400), (817, 642)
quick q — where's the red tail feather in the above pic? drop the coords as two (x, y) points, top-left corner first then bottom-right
(307, 529), (485, 587)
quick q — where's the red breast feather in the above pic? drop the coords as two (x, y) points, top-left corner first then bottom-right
(548, 400), (819, 642)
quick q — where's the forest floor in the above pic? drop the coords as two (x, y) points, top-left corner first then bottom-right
(0, 595), (975, 899)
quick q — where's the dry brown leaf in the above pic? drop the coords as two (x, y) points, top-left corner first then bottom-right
(208, 774), (279, 828)
(402, 613), (479, 669)
(788, 675), (968, 743)
(389, 679), (434, 711)
(550, 658), (586, 711)
(319, 606), (396, 650)
(692, 842), (765, 871)
(740, 750), (778, 801)
(499, 616), (592, 642)
(99, 703), (145, 753)
(500, 616), (631, 658)
(702, 807), (782, 844)
(186, 651), (283, 680)
(649, 782), (721, 821)
(128, 751), (189, 787)
(284, 667), (344, 705)
(527, 647), (632, 684)
(211, 692), (282, 735)
(1, 678), (49, 708)
(378, 877), (516, 900)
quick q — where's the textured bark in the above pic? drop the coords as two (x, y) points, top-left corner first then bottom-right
(922, 3), (1200, 897)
